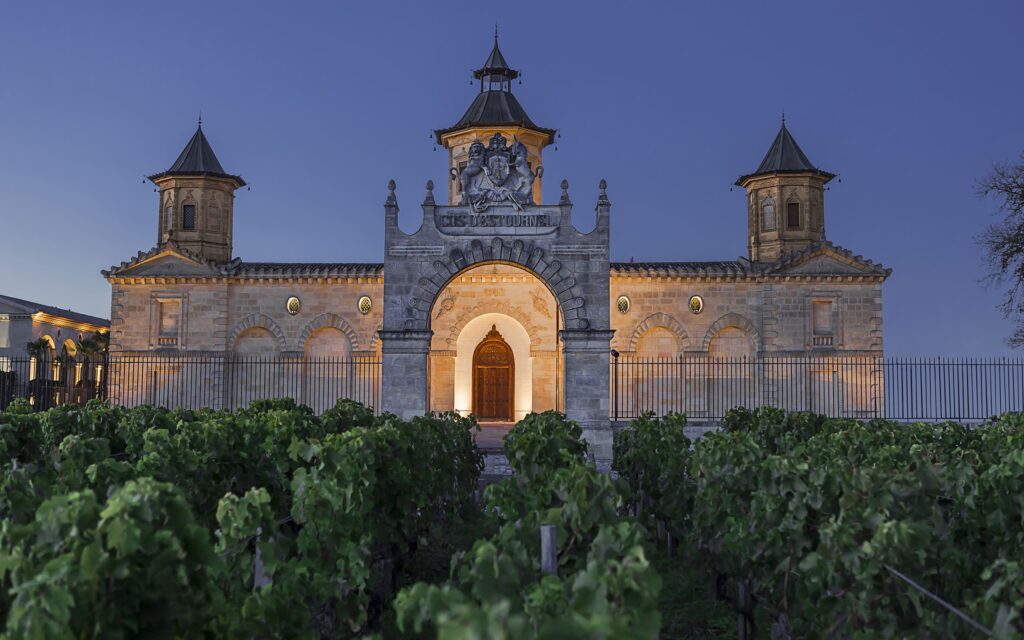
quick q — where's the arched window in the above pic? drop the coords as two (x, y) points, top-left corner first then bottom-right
(182, 204), (196, 230)
(787, 201), (801, 229)
(762, 196), (776, 231)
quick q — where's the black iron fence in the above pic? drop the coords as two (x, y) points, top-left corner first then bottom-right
(0, 353), (382, 414)
(611, 354), (1024, 422)
(0, 355), (107, 411)
(4, 352), (1024, 422)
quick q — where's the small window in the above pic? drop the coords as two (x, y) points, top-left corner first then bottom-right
(787, 202), (800, 229)
(182, 204), (196, 230)
(762, 196), (776, 231)
(812, 301), (833, 335)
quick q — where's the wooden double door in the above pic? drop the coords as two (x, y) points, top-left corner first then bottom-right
(472, 325), (514, 421)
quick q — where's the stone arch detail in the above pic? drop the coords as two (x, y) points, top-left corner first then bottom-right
(442, 301), (545, 350)
(297, 313), (360, 352)
(228, 313), (288, 351)
(627, 313), (689, 352)
(701, 312), (760, 352)
(404, 238), (589, 331)
(369, 323), (383, 350)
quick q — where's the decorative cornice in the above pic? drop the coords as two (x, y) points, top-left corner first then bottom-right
(760, 240), (891, 277)
(31, 313), (109, 333)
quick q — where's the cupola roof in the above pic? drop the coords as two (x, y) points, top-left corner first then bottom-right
(148, 122), (246, 186)
(736, 119), (835, 185)
(435, 34), (555, 144)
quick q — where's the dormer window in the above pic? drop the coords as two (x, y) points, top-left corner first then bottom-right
(182, 204), (196, 230)
(762, 196), (776, 231)
(787, 201), (801, 229)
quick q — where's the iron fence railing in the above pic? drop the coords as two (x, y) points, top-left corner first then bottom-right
(3, 352), (1024, 423)
(0, 353), (382, 414)
(0, 355), (107, 411)
(610, 354), (1024, 422)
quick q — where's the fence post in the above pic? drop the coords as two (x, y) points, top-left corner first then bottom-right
(253, 527), (270, 590)
(540, 524), (557, 576)
(611, 350), (619, 422)
(737, 580), (753, 640)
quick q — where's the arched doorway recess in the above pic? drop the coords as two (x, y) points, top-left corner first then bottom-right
(472, 325), (514, 421)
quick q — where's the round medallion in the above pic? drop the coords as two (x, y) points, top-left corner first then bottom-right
(689, 295), (704, 315)
(616, 295), (630, 315)
(357, 296), (372, 315)
(286, 296), (301, 315)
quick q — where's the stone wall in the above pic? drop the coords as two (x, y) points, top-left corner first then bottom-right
(110, 280), (383, 354)
(609, 276), (883, 354)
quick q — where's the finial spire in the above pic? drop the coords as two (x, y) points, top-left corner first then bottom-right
(198, 111), (202, 128)
(781, 111), (785, 126)
(385, 179), (397, 206)
(495, 23), (499, 41)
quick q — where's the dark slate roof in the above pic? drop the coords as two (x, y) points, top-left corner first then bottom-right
(435, 38), (554, 143)
(611, 261), (753, 277)
(474, 40), (518, 79)
(736, 122), (835, 185)
(436, 91), (555, 142)
(148, 125), (246, 186)
(228, 262), (383, 277)
(103, 244), (385, 278)
(613, 243), (890, 279)
(0, 294), (109, 327)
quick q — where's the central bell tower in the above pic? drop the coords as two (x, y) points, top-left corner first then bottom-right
(434, 32), (556, 205)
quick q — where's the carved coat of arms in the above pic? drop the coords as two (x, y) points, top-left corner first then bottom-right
(459, 133), (536, 212)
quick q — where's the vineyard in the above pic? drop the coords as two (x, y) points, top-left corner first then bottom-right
(614, 410), (1024, 638)
(0, 398), (1022, 638)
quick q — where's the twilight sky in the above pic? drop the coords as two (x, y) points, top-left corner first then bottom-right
(1, 1), (1022, 356)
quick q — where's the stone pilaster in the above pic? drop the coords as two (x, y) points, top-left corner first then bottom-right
(380, 330), (432, 418)
(560, 328), (615, 460)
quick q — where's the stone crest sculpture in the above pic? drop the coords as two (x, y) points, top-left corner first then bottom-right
(460, 133), (535, 211)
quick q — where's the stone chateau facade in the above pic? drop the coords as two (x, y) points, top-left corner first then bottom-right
(103, 38), (890, 456)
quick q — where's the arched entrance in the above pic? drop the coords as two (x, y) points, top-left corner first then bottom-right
(472, 325), (514, 421)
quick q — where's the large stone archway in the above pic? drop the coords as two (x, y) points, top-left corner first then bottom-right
(379, 183), (614, 457)
(427, 263), (557, 418)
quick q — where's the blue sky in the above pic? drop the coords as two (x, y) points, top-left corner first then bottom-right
(1, 1), (1021, 355)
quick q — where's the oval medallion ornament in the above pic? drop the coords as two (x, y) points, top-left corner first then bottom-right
(689, 295), (704, 315)
(616, 295), (630, 315)
(357, 296), (372, 315)
(286, 296), (301, 316)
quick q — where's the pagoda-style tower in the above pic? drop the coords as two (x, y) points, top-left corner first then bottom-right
(148, 122), (245, 263)
(737, 120), (835, 262)
(434, 34), (555, 204)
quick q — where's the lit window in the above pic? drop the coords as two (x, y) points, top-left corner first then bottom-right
(762, 197), (776, 231)
(787, 202), (800, 229)
(182, 204), (196, 230)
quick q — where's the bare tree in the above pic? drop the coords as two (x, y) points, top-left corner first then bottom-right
(978, 153), (1024, 347)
